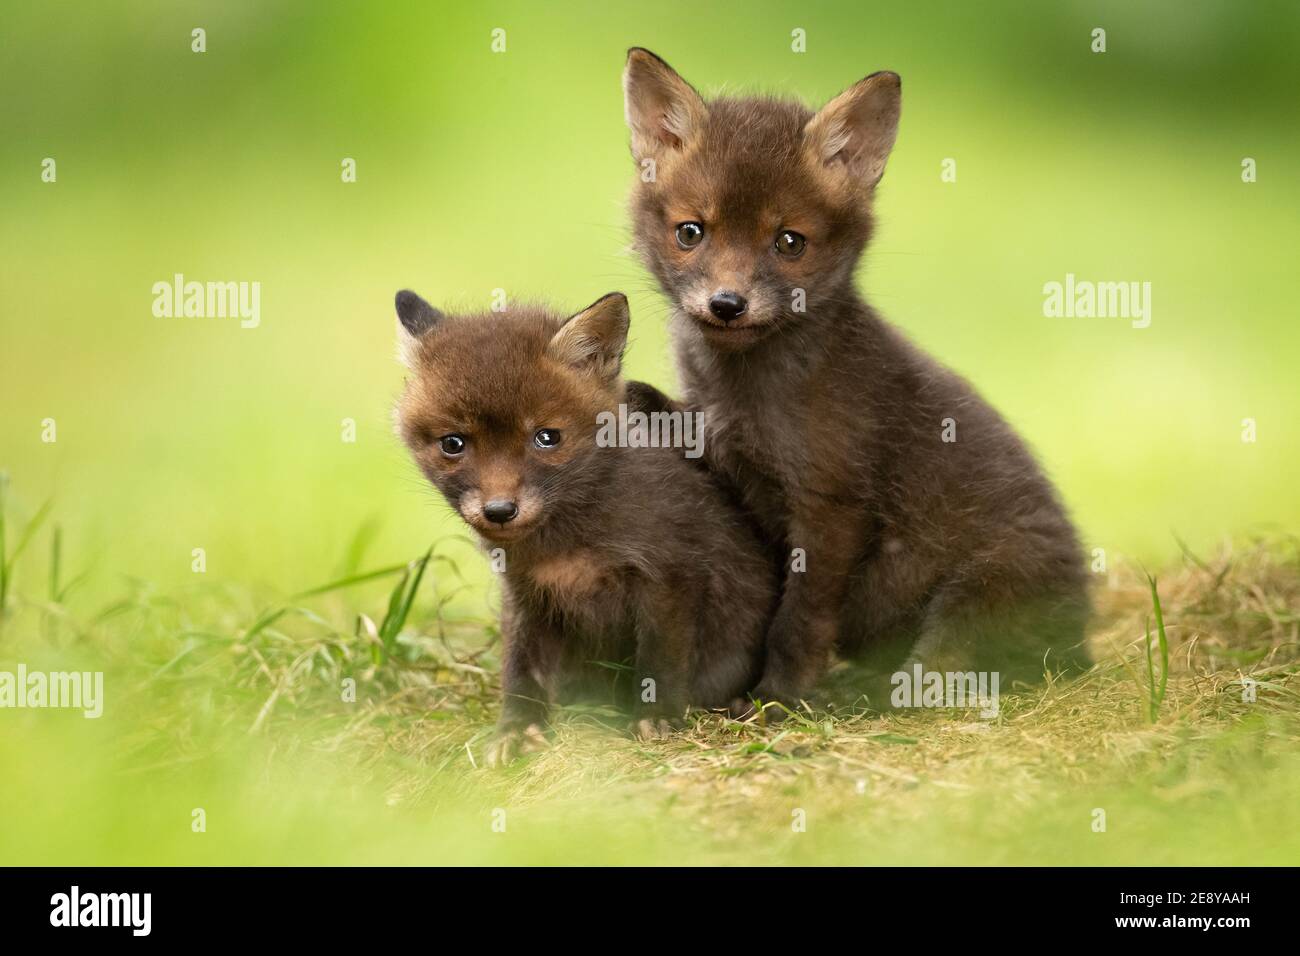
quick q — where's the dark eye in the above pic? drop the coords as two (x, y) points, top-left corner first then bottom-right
(675, 221), (704, 249)
(533, 428), (562, 449)
(775, 230), (806, 257)
(438, 434), (466, 456)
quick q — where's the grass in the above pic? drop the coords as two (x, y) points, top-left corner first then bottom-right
(1144, 574), (1171, 722)
(0, 473), (52, 619)
(1, 483), (1298, 865)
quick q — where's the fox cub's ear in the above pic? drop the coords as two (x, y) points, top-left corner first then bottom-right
(395, 289), (442, 336)
(394, 289), (442, 367)
(804, 71), (901, 189)
(549, 293), (630, 383)
(623, 48), (707, 164)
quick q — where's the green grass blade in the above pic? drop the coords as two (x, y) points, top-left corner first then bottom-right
(1142, 573), (1170, 721)
(1147, 573), (1169, 707)
(376, 568), (412, 651)
(243, 607), (290, 643)
(340, 514), (381, 577)
(55, 569), (91, 604)
(1143, 616), (1156, 722)
(5, 496), (54, 577)
(49, 524), (62, 602)
(1, 482), (55, 618)
(379, 547), (432, 654)
(292, 561), (410, 600)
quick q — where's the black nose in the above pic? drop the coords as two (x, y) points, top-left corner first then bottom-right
(483, 500), (519, 524)
(708, 291), (748, 322)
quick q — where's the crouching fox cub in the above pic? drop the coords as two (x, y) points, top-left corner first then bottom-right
(393, 290), (776, 765)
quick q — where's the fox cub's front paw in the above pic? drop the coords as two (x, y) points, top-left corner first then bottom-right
(629, 714), (685, 741)
(485, 722), (550, 768)
(728, 686), (799, 722)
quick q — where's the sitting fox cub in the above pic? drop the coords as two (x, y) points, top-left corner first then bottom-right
(622, 48), (1090, 711)
(393, 290), (776, 764)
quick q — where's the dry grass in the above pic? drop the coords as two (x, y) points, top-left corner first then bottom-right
(6, 527), (1299, 864)
(212, 535), (1300, 862)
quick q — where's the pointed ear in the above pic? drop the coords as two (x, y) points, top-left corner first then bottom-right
(623, 48), (707, 164)
(548, 293), (629, 382)
(394, 289), (442, 368)
(395, 289), (442, 336)
(804, 71), (901, 189)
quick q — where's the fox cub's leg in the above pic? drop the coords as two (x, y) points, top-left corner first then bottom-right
(902, 567), (1091, 685)
(741, 509), (866, 717)
(486, 602), (561, 768)
(630, 586), (694, 740)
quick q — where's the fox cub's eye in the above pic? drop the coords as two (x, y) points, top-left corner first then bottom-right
(438, 434), (466, 457)
(533, 428), (562, 449)
(775, 230), (806, 257)
(675, 222), (704, 249)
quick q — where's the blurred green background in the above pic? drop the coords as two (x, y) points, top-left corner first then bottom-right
(3, 0), (1298, 599)
(2, 0), (1299, 869)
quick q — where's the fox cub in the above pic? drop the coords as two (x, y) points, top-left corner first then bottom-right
(393, 290), (776, 764)
(622, 48), (1089, 712)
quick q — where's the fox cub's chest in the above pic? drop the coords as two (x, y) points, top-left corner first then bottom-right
(520, 550), (635, 647)
(705, 394), (808, 484)
(527, 550), (608, 604)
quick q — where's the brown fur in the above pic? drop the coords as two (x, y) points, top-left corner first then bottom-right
(392, 291), (777, 759)
(529, 550), (605, 600)
(622, 49), (1090, 708)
